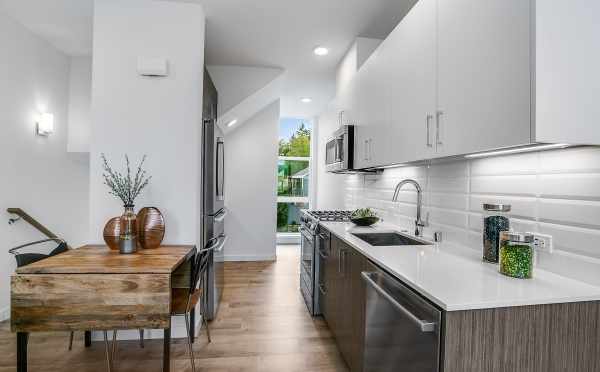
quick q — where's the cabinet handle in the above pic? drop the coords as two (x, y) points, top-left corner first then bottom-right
(436, 110), (443, 145)
(340, 249), (348, 277)
(426, 114), (433, 147)
(364, 140), (369, 161)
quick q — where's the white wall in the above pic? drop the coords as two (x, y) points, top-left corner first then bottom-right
(90, 0), (205, 247)
(0, 11), (89, 320)
(67, 56), (92, 153)
(224, 101), (279, 261)
(89, 0), (205, 339)
(315, 103), (345, 210)
(338, 147), (600, 287)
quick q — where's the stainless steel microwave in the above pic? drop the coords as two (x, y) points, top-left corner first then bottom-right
(325, 125), (355, 173)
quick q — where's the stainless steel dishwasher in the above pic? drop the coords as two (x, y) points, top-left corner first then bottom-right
(361, 268), (442, 372)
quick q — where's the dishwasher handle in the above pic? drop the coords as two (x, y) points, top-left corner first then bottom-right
(361, 271), (437, 333)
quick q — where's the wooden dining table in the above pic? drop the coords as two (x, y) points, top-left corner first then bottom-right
(10, 244), (196, 372)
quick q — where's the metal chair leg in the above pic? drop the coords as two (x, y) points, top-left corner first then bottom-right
(139, 329), (144, 348)
(103, 331), (112, 372)
(111, 330), (117, 366)
(68, 331), (74, 350)
(201, 300), (211, 343)
(184, 313), (196, 372)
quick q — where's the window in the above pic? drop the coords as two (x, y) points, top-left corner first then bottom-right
(277, 118), (312, 233)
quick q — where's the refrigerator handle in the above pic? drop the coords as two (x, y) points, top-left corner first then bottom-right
(214, 208), (228, 223)
(214, 234), (227, 253)
(216, 138), (225, 201)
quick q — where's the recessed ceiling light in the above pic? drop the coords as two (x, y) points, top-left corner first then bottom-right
(313, 46), (329, 56)
(227, 119), (238, 127)
(300, 97), (312, 103)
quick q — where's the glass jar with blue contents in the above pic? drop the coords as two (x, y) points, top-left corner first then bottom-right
(482, 203), (511, 263)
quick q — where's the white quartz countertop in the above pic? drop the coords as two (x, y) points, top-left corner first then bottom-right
(320, 221), (600, 311)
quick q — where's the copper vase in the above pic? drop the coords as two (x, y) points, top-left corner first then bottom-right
(119, 205), (138, 254)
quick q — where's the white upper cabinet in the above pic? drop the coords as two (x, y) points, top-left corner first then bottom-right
(341, 0), (600, 170)
(436, 0), (531, 157)
(387, 0), (437, 164)
(354, 45), (392, 168)
(535, 0), (600, 145)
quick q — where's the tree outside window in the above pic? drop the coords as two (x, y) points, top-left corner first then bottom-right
(277, 119), (312, 233)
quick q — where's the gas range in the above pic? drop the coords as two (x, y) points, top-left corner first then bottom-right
(299, 210), (353, 317)
(301, 210), (353, 232)
(306, 210), (353, 222)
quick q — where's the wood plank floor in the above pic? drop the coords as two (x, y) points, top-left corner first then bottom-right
(0, 246), (348, 372)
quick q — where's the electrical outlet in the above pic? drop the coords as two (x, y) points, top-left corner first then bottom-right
(529, 233), (553, 253)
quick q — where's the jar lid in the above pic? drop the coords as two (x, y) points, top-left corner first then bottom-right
(500, 231), (534, 243)
(483, 203), (511, 212)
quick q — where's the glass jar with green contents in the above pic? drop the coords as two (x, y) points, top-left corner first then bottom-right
(482, 204), (511, 263)
(499, 232), (534, 279)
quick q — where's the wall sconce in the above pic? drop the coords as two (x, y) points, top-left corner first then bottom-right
(36, 113), (54, 136)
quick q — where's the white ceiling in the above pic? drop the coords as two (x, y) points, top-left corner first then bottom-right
(0, 0), (93, 56)
(0, 0), (414, 117)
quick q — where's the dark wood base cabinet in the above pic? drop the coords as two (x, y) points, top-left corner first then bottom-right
(443, 302), (600, 372)
(321, 232), (600, 372)
(321, 231), (370, 372)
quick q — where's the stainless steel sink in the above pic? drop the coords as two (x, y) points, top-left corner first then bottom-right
(352, 232), (431, 246)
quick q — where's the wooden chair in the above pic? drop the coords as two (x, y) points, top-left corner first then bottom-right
(170, 242), (213, 372)
(9, 239), (75, 350)
(111, 241), (214, 372)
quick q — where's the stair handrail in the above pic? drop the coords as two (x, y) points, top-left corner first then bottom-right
(7, 208), (60, 240)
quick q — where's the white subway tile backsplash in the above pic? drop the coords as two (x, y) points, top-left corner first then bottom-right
(471, 175), (538, 196)
(538, 199), (600, 228)
(538, 222), (600, 259)
(429, 192), (469, 210)
(539, 147), (600, 174)
(470, 152), (538, 176)
(428, 160), (468, 177)
(342, 147), (600, 287)
(429, 176), (468, 193)
(428, 208), (468, 229)
(469, 195), (537, 219)
(540, 173), (600, 200)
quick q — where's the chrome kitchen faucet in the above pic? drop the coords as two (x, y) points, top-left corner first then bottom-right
(392, 179), (427, 237)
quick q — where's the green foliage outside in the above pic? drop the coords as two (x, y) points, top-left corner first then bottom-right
(277, 122), (311, 232)
(278, 123), (311, 157)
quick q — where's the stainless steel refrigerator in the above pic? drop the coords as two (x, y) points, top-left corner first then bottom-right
(202, 68), (226, 320)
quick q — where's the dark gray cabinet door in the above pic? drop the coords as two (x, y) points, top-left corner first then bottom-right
(337, 242), (354, 367)
(323, 235), (339, 336)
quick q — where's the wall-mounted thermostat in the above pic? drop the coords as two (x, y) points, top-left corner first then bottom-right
(137, 57), (169, 77)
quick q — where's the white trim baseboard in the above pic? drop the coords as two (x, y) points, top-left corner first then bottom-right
(277, 233), (300, 245)
(223, 254), (277, 262)
(0, 306), (10, 322)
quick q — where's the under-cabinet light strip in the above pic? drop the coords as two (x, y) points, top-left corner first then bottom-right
(464, 144), (570, 159)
